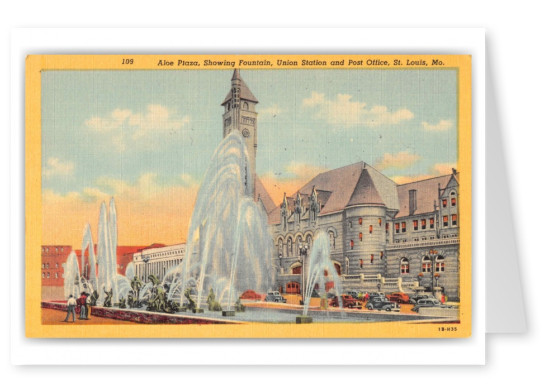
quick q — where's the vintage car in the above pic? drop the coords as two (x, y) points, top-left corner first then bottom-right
(386, 292), (410, 304)
(264, 291), (287, 303)
(329, 294), (362, 309)
(239, 290), (261, 301)
(408, 293), (431, 304)
(411, 298), (453, 312)
(366, 296), (400, 312)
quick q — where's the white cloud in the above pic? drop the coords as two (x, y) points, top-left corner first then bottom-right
(302, 92), (414, 128)
(85, 104), (191, 150)
(375, 151), (421, 171)
(43, 157), (74, 178)
(258, 104), (284, 118)
(422, 119), (453, 131)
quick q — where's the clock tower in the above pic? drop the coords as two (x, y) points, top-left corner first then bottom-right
(221, 69), (258, 197)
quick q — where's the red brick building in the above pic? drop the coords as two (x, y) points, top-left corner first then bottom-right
(41, 244), (154, 301)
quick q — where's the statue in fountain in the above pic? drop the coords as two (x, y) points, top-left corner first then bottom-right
(183, 288), (196, 311)
(130, 276), (143, 308)
(234, 298), (245, 312)
(207, 287), (222, 311)
(118, 297), (126, 309)
(89, 290), (98, 306)
(103, 287), (113, 308)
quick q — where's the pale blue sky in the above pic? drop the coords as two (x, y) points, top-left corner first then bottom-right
(42, 69), (457, 197)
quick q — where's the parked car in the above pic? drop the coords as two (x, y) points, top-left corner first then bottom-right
(240, 289), (261, 301)
(409, 293), (431, 304)
(366, 296), (400, 312)
(368, 292), (386, 300)
(386, 292), (410, 304)
(346, 291), (360, 299)
(329, 294), (362, 309)
(411, 298), (453, 312)
(265, 291), (287, 303)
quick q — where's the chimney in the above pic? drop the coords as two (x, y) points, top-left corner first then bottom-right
(409, 189), (417, 215)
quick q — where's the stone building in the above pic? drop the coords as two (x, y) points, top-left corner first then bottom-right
(219, 70), (461, 301)
(132, 243), (186, 283)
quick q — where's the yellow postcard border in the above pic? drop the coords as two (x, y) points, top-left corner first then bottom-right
(25, 54), (472, 338)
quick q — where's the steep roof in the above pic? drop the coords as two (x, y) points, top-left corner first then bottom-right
(395, 174), (451, 218)
(254, 175), (276, 214)
(221, 69), (259, 105)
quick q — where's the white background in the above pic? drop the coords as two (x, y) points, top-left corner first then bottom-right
(1, 0), (548, 389)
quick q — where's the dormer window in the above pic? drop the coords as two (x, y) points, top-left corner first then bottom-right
(442, 199), (448, 208)
(451, 197), (456, 206)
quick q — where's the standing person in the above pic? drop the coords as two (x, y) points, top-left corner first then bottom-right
(85, 293), (91, 319)
(64, 295), (77, 322)
(78, 292), (87, 320)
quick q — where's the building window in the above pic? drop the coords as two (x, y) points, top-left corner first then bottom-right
(360, 259), (364, 268)
(292, 265), (302, 275)
(370, 254), (374, 264)
(47, 272), (50, 278)
(42, 263), (45, 269)
(430, 218), (435, 229)
(55, 263), (58, 268)
(46, 263), (50, 269)
(400, 258), (410, 274)
(55, 273), (58, 278)
(359, 232), (363, 241)
(380, 251), (384, 260)
(436, 261), (445, 272)
(395, 223), (400, 234)
(401, 222), (406, 233)
(452, 214), (458, 226)
(369, 225), (373, 234)
(451, 197), (456, 206)
(358, 217), (362, 225)
(287, 238), (293, 256)
(443, 215), (449, 227)
(349, 220), (353, 229)
(422, 257), (432, 273)
(378, 218), (382, 226)
(413, 220), (418, 231)
(386, 222), (389, 232)
(421, 219), (426, 229)
(442, 199), (448, 208)
(42, 272), (45, 278)
(350, 240), (354, 250)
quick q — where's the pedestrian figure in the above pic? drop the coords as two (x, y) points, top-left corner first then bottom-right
(85, 293), (91, 319)
(78, 292), (88, 320)
(64, 295), (77, 322)
(440, 294), (446, 304)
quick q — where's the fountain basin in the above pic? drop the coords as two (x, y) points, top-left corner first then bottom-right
(296, 315), (313, 324)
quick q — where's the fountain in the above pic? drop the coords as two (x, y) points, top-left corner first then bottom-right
(167, 130), (275, 314)
(63, 251), (83, 299)
(297, 231), (344, 324)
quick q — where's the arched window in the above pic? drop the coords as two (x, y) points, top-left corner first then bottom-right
(378, 218), (382, 226)
(358, 217), (362, 225)
(328, 231), (335, 249)
(287, 238), (293, 256)
(400, 258), (410, 274)
(278, 239), (283, 256)
(306, 234), (313, 250)
(422, 256), (431, 272)
(350, 240), (354, 250)
(359, 232), (363, 241)
(243, 102), (249, 110)
(333, 263), (341, 275)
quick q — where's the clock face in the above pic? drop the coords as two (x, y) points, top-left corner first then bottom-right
(242, 129), (250, 138)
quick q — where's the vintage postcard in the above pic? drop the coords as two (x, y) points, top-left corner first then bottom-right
(26, 54), (471, 338)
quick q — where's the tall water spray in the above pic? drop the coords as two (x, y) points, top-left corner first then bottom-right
(168, 130), (274, 309)
(96, 198), (119, 304)
(63, 251), (83, 299)
(81, 223), (97, 292)
(302, 231), (344, 316)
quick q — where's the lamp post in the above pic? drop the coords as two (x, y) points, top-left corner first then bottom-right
(298, 243), (308, 305)
(428, 249), (438, 296)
